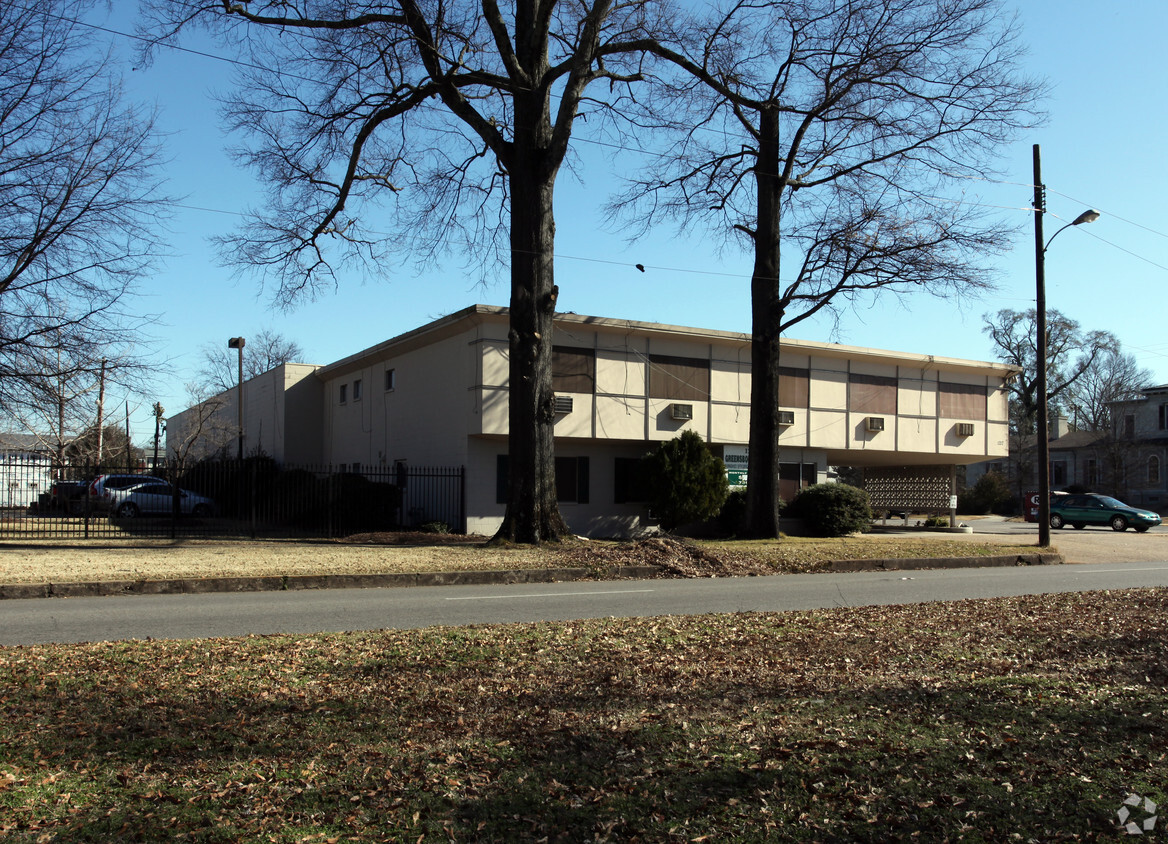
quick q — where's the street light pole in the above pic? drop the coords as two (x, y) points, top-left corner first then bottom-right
(228, 337), (245, 461)
(1032, 143), (1100, 548)
(152, 402), (164, 473)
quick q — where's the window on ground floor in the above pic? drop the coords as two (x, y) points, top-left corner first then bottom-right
(778, 463), (817, 503)
(1149, 455), (1161, 486)
(1051, 461), (1067, 487)
(495, 455), (590, 504)
(614, 457), (650, 503)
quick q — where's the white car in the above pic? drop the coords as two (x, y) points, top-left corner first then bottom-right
(109, 481), (216, 518)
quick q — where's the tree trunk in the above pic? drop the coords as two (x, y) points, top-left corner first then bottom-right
(744, 107), (784, 539)
(493, 95), (570, 544)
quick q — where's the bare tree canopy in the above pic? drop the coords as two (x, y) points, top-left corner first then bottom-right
(983, 308), (1114, 435)
(195, 329), (306, 395)
(0, 0), (170, 435)
(141, 0), (674, 543)
(616, 0), (1044, 536)
(1064, 348), (1151, 434)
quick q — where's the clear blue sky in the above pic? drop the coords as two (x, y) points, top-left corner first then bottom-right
(86, 1), (1168, 444)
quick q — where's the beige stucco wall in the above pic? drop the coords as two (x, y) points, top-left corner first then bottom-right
(321, 323), (485, 469)
(166, 363), (321, 464)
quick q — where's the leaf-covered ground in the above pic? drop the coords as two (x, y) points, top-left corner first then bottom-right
(2, 589), (1165, 842)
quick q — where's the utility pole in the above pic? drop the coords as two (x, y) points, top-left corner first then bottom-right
(1032, 144), (1100, 548)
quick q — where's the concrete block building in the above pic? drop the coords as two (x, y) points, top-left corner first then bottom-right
(168, 305), (1014, 536)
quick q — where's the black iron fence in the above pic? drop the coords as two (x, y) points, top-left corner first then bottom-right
(0, 456), (465, 540)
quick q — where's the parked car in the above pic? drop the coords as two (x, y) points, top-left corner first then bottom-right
(86, 474), (159, 512)
(1049, 493), (1162, 533)
(50, 480), (89, 514)
(108, 481), (216, 518)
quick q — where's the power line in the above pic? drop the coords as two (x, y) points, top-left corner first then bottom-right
(32, 0), (1168, 283)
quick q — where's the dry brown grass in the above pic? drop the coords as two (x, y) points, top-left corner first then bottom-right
(0, 532), (1039, 585)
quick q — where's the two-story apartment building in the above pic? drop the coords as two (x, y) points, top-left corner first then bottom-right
(168, 305), (1014, 536)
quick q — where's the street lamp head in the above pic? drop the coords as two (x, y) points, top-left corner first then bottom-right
(1071, 209), (1101, 226)
(228, 336), (245, 349)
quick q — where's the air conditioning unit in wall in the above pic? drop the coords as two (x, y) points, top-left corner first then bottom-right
(671, 403), (694, 421)
(866, 416), (885, 433)
(777, 410), (795, 426)
(956, 422), (975, 437)
(554, 395), (574, 415)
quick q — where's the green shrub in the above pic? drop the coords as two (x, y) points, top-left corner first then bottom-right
(716, 489), (748, 536)
(787, 483), (871, 537)
(923, 515), (949, 527)
(640, 431), (729, 532)
(958, 470), (1013, 515)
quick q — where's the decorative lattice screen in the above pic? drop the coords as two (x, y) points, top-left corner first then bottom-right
(863, 465), (952, 511)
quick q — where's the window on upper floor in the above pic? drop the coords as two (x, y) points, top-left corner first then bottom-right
(1124, 415), (1136, 439)
(648, 355), (709, 401)
(352, 379), (362, 401)
(552, 347), (595, 394)
(1160, 404), (1168, 430)
(779, 366), (810, 408)
(339, 383), (347, 404)
(939, 382), (987, 420)
(848, 373), (897, 415)
(385, 368), (396, 391)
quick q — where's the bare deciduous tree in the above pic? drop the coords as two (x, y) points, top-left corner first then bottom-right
(194, 329), (306, 395)
(1065, 347), (1152, 434)
(616, 0), (1044, 537)
(142, 0), (675, 543)
(0, 1), (169, 428)
(983, 308), (1113, 436)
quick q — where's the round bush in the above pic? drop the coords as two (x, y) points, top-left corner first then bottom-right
(788, 483), (871, 537)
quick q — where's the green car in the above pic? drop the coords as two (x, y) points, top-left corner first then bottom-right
(1049, 493), (1162, 533)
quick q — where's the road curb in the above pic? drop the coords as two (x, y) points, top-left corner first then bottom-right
(0, 565), (665, 600)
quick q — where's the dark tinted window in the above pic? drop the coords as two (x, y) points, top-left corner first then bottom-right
(649, 355), (710, 401)
(552, 347), (596, 394)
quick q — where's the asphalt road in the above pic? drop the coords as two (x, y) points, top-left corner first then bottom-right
(3, 560), (1168, 646)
